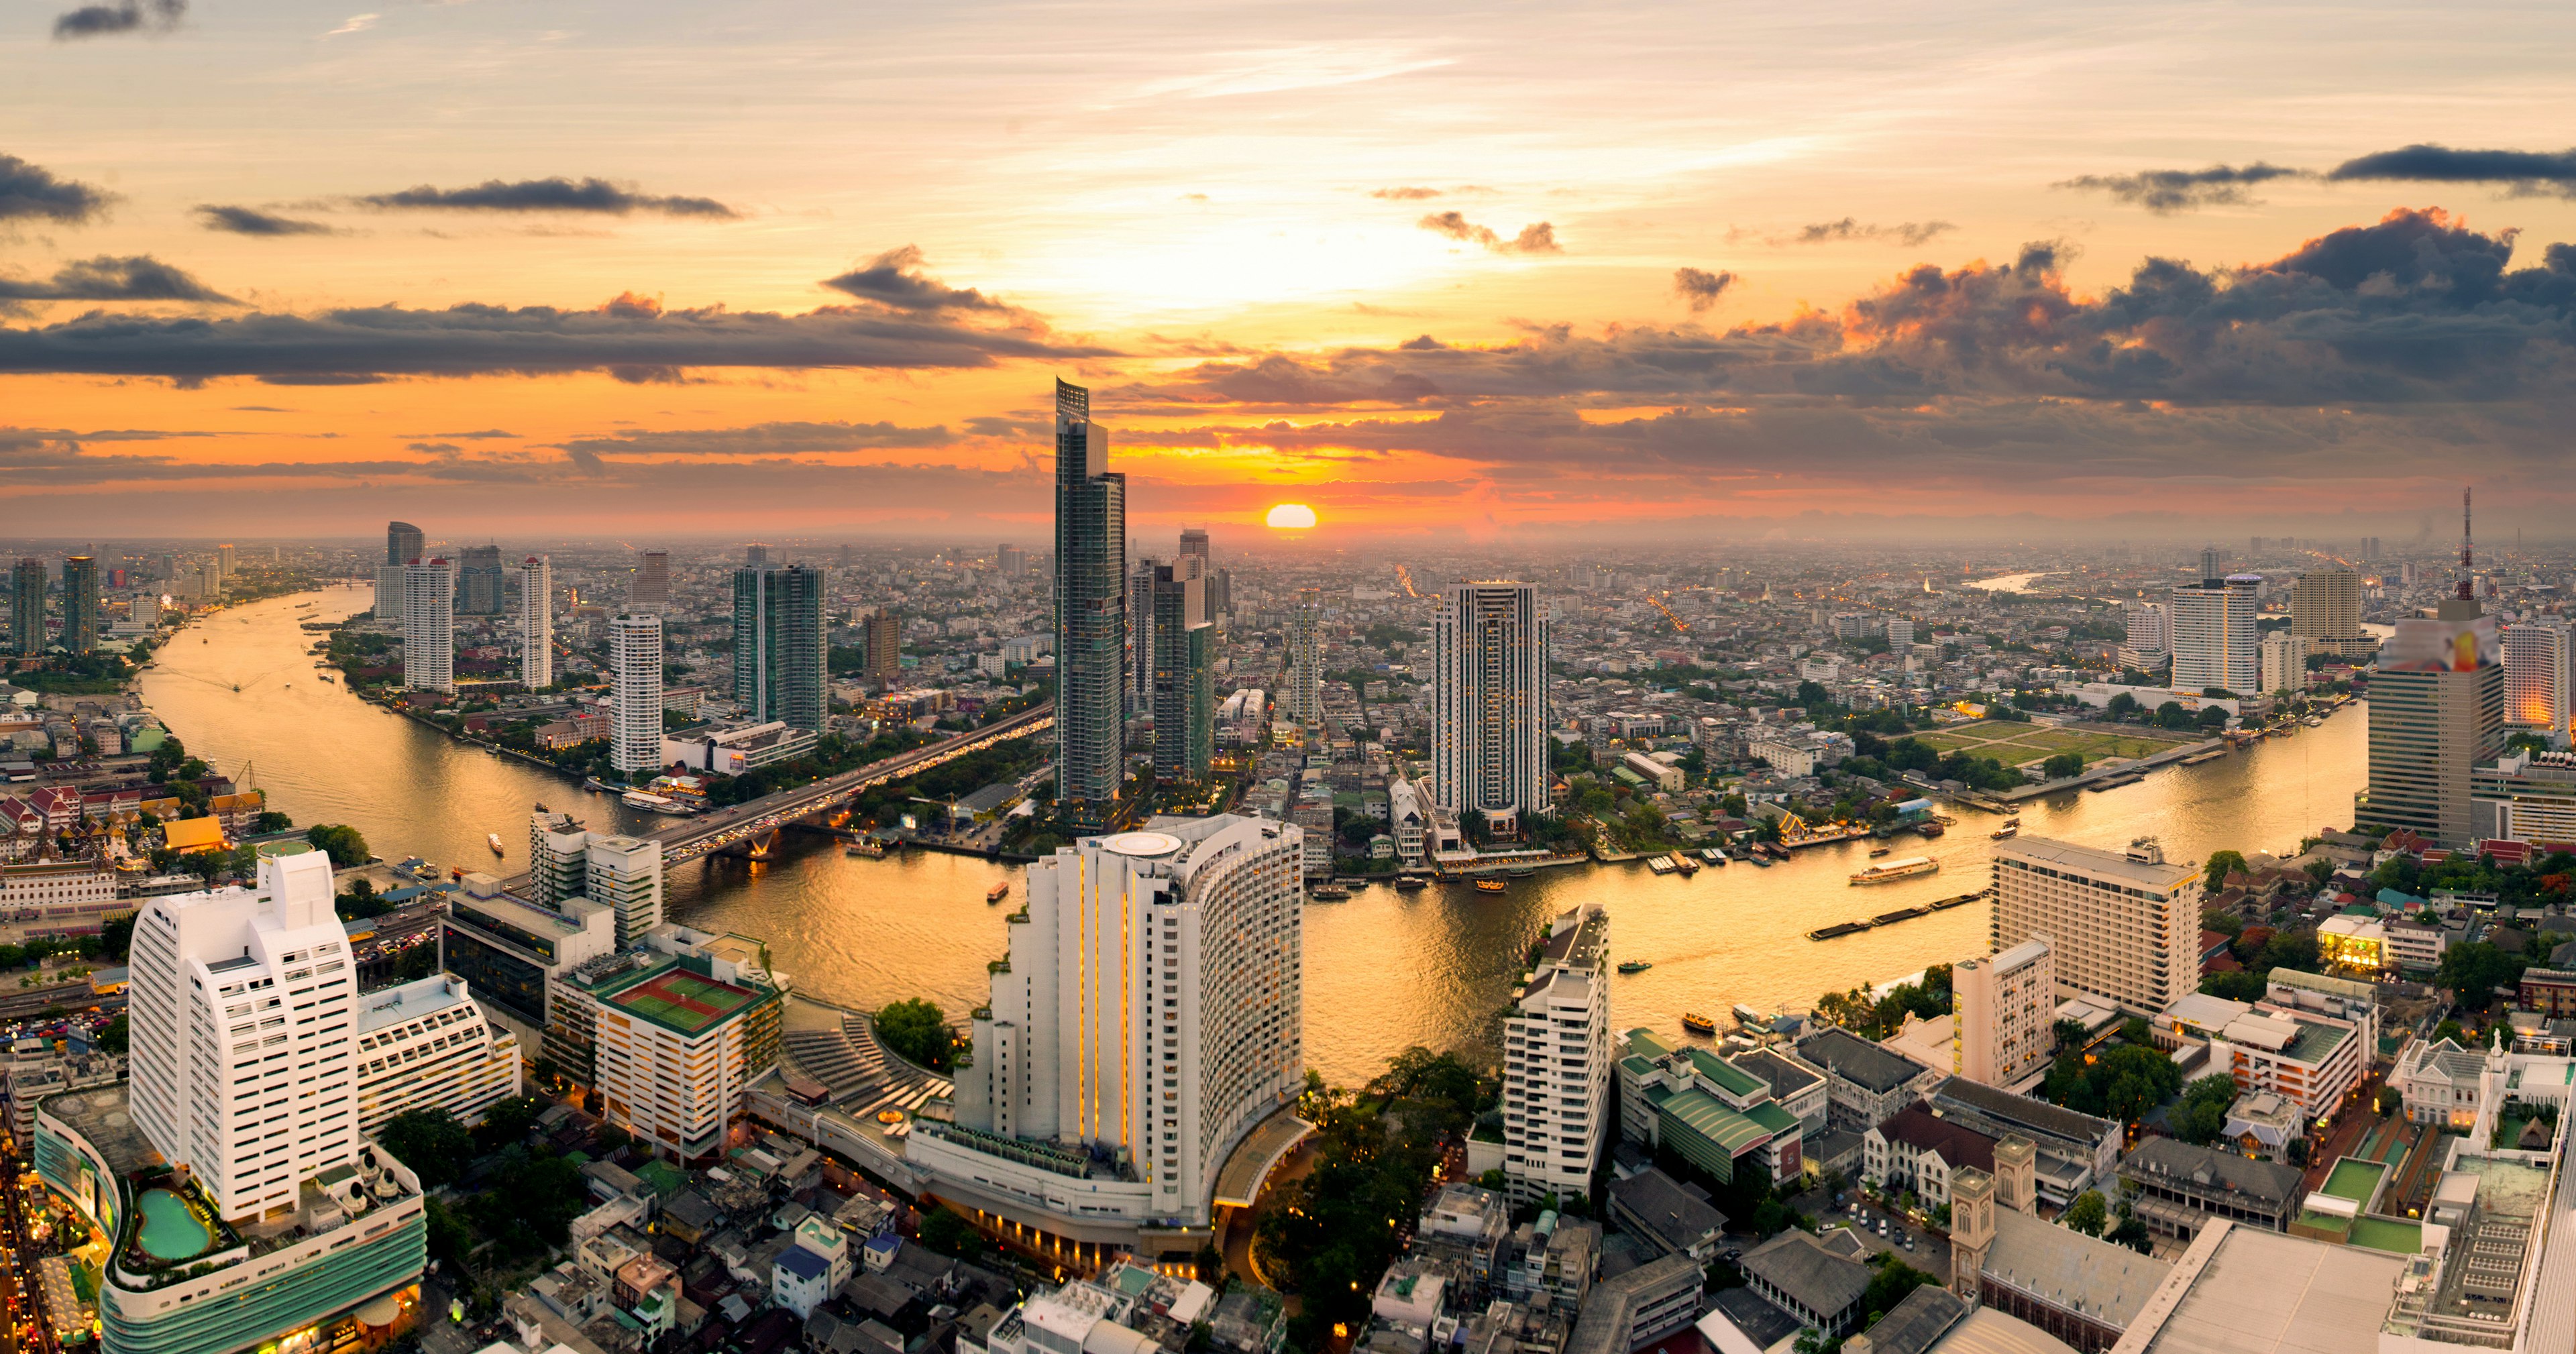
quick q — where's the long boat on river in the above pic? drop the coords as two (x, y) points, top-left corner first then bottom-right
(1807, 921), (1874, 941)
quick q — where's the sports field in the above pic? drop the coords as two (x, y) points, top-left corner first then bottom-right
(609, 969), (755, 1033)
(1912, 721), (2196, 770)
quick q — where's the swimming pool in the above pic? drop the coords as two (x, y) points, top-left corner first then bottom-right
(135, 1188), (213, 1262)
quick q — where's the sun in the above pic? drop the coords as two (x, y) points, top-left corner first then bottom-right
(1265, 503), (1319, 530)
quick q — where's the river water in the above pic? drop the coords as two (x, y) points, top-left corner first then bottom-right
(143, 587), (2367, 1086)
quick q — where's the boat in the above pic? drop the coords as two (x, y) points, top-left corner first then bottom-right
(1743, 854), (1772, 868)
(1868, 846), (1891, 858)
(1990, 822), (2019, 840)
(1699, 848), (1728, 865)
(1849, 856), (1939, 885)
(1394, 877), (1428, 891)
(1673, 855), (1699, 876)
(622, 790), (680, 811)
(486, 833), (504, 856)
(1807, 921), (1874, 941)
(1916, 822), (1945, 838)
(1647, 856), (1676, 875)
(1927, 890), (1986, 911)
(1733, 1004), (1770, 1027)
(1680, 1013), (1718, 1035)
(1617, 961), (1652, 974)
(986, 883), (1010, 905)
(1474, 878), (1509, 893)
(846, 841), (887, 858)
(1872, 905), (1930, 925)
(1506, 866), (1536, 878)
(317, 673), (334, 683)
(1309, 885), (1352, 901)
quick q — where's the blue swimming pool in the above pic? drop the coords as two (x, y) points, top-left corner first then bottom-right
(135, 1188), (212, 1261)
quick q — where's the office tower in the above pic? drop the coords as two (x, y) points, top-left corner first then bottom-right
(9, 557), (42, 653)
(938, 817), (1304, 1248)
(1152, 561), (1214, 783)
(543, 934), (780, 1165)
(1128, 557), (1159, 710)
(609, 612), (665, 775)
(2289, 567), (2369, 657)
(1431, 581), (1552, 817)
(861, 608), (903, 687)
(1051, 378), (1128, 820)
(1208, 567), (1232, 620)
(2259, 632), (2312, 694)
(2198, 546), (2222, 581)
(1886, 616), (1914, 662)
(374, 563), (402, 618)
(453, 543), (504, 614)
(1991, 836), (2196, 1015)
(2118, 601), (2169, 672)
(156, 551), (175, 582)
(60, 554), (100, 653)
(1952, 939), (2054, 1089)
(1501, 905), (1609, 1206)
(836, 543), (853, 568)
(730, 562), (828, 730)
(2502, 622), (2573, 742)
(2363, 536), (2383, 561)
(1287, 589), (1322, 724)
(353, 973), (522, 1133)
(401, 558), (455, 691)
(128, 848), (360, 1221)
(519, 554), (554, 689)
(745, 543), (771, 569)
(2370, 496), (2507, 845)
(634, 549), (670, 610)
(215, 542), (235, 587)
(998, 544), (1026, 577)
(2168, 574), (2257, 693)
(1179, 528), (1215, 622)
(386, 520), (424, 567)
(2401, 561), (2421, 588)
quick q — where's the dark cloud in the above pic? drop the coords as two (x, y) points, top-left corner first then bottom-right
(0, 292), (1108, 382)
(1789, 218), (1956, 247)
(554, 420), (954, 459)
(1371, 186), (1442, 201)
(0, 154), (111, 224)
(820, 246), (1012, 313)
(52, 0), (181, 39)
(2328, 144), (2576, 196)
(2055, 163), (2308, 213)
(1672, 268), (1736, 313)
(0, 256), (230, 315)
(1417, 212), (1560, 255)
(193, 205), (339, 237)
(354, 177), (738, 218)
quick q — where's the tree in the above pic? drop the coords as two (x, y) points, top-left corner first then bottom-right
(2041, 752), (2084, 780)
(98, 1012), (129, 1055)
(253, 810), (294, 834)
(305, 824), (370, 868)
(2156, 701), (2192, 730)
(2204, 850), (2247, 892)
(1860, 1257), (1933, 1325)
(918, 1207), (990, 1260)
(2437, 942), (2524, 1010)
(97, 911), (135, 962)
(2104, 692), (2140, 720)
(2198, 704), (2232, 728)
(2053, 1017), (2088, 1054)
(876, 998), (954, 1072)
(2107, 1209), (2153, 1253)
(2064, 1190), (2108, 1237)
(2172, 1074), (2239, 1145)
(377, 1108), (476, 1190)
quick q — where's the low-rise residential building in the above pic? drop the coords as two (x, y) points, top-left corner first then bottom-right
(0, 859), (121, 942)
(1562, 1254), (1701, 1354)
(2521, 967), (2576, 1017)
(1605, 1167), (1726, 1261)
(2384, 917), (2449, 973)
(2205, 1003), (2367, 1123)
(2116, 1136), (2305, 1241)
(352, 973), (521, 1133)
(771, 1215), (853, 1319)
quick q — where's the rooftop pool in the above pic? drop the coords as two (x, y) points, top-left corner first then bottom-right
(135, 1188), (213, 1262)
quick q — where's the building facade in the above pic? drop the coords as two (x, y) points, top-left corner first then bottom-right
(861, 609), (903, 686)
(1286, 589), (1322, 726)
(1503, 905), (1610, 1206)
(455, 543), (504, 614)
(352, 973), (521, 1133)
(2366, 601), (2505, 846)
(547, 938), (782, 1165)
(2117, 601), (2168, 673)
(401, 558), (454, 691)
(1150, 561), (1214, 783)
(2168, 575), (2259, 693)
(1952, 939), (2053, 1088)
(608, 612), (664, 774)
(1431, 581), (1552, 818)
(1990, 835), (2196, 1015)
(2288, 567), (2371, 658)
(2258, 632), (2312, 695)
(1052, 378), (1128, 823)
(633, 548), (669, 610)
(731, 562), (828, 731)
(9, 557), (43, 654)
(2501, 620), (2571, 743)
(518, 554), (553, 689)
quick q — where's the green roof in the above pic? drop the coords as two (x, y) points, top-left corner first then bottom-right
(1619, 1055), (1658, 1077)
(1685, 1048), (1769, 1100)
(1657, 1086), (1777, 1158)
(1744, 1100), (1802, 1135)
(1625, 1028), (1673, 1058)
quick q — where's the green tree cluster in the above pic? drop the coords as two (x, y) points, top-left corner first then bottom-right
(2169, 1074), (2240, 1145)
(1813, 966), (1954, 1041)
(877, 999), (955, 1072)
(2041, 1036), (2182, 1123)
(305, 824), (371, 868)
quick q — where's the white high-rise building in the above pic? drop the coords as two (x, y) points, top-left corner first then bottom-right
(352, 973), (521, 1133)
(2290, 566), (2372, 658)
(1501, 904), (1609, 1206)
(519, 554), (553, 689)
(1886, 616), (1915, 661)
(1952, 938), (2055, 1090)
(1432, 581), (1552, 818)
(1991, 836), (2197, 1016)
(373, 563), (403, 619)
(2168, 575), (2258, 693)
(401, 557), (455, 692)
(1287, 589), (1322, 725)
(609, 612), (663, 775)
(2118, 601), (2169, 671)
(525, 811), (664, 947)
(2501, 621), (2573, 743)
(2259, 632), (2313, 695)
(127, 848), (360, 1223)
(934, 817), (1304, 1256)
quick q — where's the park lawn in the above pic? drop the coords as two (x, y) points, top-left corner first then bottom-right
(1913, 722), (2197, 769)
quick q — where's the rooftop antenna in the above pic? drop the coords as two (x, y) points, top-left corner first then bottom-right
(2458, 486), (2474, 603)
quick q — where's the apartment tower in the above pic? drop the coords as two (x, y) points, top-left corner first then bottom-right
(1051, 378), (1128, 822)
(400, 557), (455, 691)
(1952, 938), (2055, 1088)
(1501, 905), (1610, 1206)
(731, 561), (828, 731)
(10, 557), (44, 653)
(2500, 621), (2571, 744)
(518, 555), (553, 689)
(1152, 559), (1214, 783)
(634, 548), (671, 610)
(2168, 571), (2258, 693)
(1287, 589), (1322, 725)
(1432, 581), (1553, 817)
(61, 554), (101, 655)
(861, 609), (903, 687)
(608, 612), (665, 775)
(2289, 566), (2371, 658)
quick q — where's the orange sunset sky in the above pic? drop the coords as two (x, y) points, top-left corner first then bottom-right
(7, 0), (2576, 541)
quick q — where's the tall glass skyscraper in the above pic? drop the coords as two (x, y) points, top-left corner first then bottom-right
(9, 557), (44, 654)
(1152, 559), (1213, 783)
(386, 520), (425, 567)
(61, 554), (101, 655)
(1052, 378), (1126, 821)
(456, 543), (505, 614)
(731, 561), (827, 731)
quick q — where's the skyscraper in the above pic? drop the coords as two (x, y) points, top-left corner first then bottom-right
(456, 543), (504, 614)
(1152, 560), (1214, 783)
(2118, 601), (2169, 672)
(1432, 581), (1552, 818)
(519, 555), (554, 689)
(1886, 615), (1915, 663)
(9, 557), (43, 654)
(2368, 495), (2506, 846)
(998, 544), (1026, 577)
(386, 520), (425, 567)
(936, 817), (1303, 1249)
(215, 542), (235, 587)
(634, 549), (670, 610)
(731, 562), (828, 730)
(2168, 573), (2258, 693)
(1500, 904), (1609, 1206)
(60, 554), (100, 654)
(1286, 589), (1322, 725)
(1179, 528), (1215, 623)
(610, 612), (665, 774)
(1128, 556), (1160, 711)
(1051, 378), (1126, 820)
(2501, 622), (2572, 742)
(2259, 632), (2312, 695)
(402, 559), (455, 691)
(745, 543), (771, 569)
(2290, 566), (2371, 658)
(861, 608), (903, 687)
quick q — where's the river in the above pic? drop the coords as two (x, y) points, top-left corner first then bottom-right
(142, 587), (2367, 1087)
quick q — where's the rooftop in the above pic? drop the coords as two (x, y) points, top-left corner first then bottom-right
(2121, 1138), (2304, 1208)
(1731, 1046), (1825, 1100)
(2136, 1225), (2406, 1353)
(1741, 1229), (1872, 1318)
(1876, 1102), (1998, 1172)
(1860, 1286), (1971, 1354)
(356, 972), (474, 1035)
(1984, 1205), (2170, 1329)
(1935, 1075), (2116, 1146)
(1995, 835), (2196, 891)
(1799, 1026), (1935, 1094)
(1606, 1168), (1727, 1254)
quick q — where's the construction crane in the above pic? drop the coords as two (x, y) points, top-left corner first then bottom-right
(1645, 592), (1688, 633)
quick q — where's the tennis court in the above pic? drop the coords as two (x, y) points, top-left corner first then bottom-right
(609, 969), (755, 1033)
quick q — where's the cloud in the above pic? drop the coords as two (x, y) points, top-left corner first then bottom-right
(52, 0), (180, 39)
(1372, 186), (1442, 201)
(2328, 144), (2576, 197)
(0, 256), (231, 315)
(354, 176), (738, 219)
(1789, 218), (1957, 247)
(1417, 211), (1560, 255)
(1672, 267), (1735, 313)
(554, 420), (955, 459)
(0, 291), (1110, 382)
(193, 205), (339, 237)
(2055, 163), (2308, 213)
(325, 12), (377, 35)
(820, 246), (1012, 313)
(0, 154), (111, 224)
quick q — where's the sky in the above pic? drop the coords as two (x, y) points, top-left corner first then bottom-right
(5, 0), (2576, 545)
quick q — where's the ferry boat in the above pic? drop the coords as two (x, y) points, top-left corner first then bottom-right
(1506, 865), (1537, 879)
(1617, 961), (1653, 974)
(1927, 890), (1986, 911)
(1394, 877), (1428, 891)
(1647, 856), (1677, 876)
(622, 790), (680, 812)
(1733, 1004), (1769, 1027)
(1473, 878), (1509, 893)
(1849, 856), (1939, 886)
(1990, 822), (2019, 840)
(1699, 848), (1728, 865)
(1868, 846), (1891, 858)
(846, 840), (888, 858)
(1916, 822), (1945, 838)
(486, 833), (505, 856)
(1680, 1013), (1718, 1036)
(316, 673), (334, 683)
(986, 883), (1010, 905)
(1309, 884), (1352, 901)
